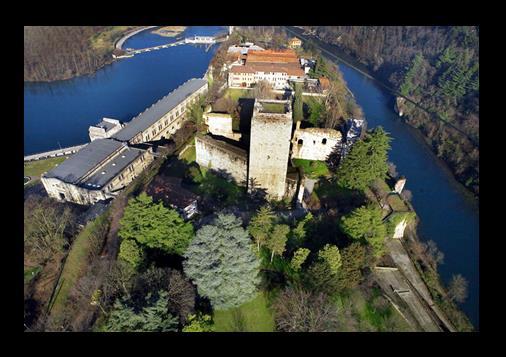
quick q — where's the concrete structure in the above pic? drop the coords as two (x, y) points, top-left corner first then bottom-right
(24, 144), (87, 162)
(248, 99), (293, 199)
(41, 139), (154, 205)
(291, 121), (342, 161)
(89, 118), (124, 141)
(227, 42), (264, 55)
(195, 134), (248, 186)
(203, 112), (241, 141)
(393, 218), (409, 239)
(288, 37), (302, 48)
(394, 177), (407, 194)
(113, 79), (208, 144)
(42, 78), (208, 205)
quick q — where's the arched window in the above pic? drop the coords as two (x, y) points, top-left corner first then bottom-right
(298, 139), (303, 145)
(322, 138), (327, 145)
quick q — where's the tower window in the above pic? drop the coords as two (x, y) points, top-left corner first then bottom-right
(322, 138), (327, 145)
(298, 139), (303, 145)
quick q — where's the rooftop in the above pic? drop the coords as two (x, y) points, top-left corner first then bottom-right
(246, 49), (300, 64)
(44, 139), (124, 184)
(230, 62), (304, 77)
(112, 78), (207, 142)
(92, 118), (120, 132)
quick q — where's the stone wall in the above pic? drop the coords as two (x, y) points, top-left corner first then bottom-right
(248, 99), (293, 199)
(195, 135), (248, 186)
(291, 121), (342, 161)
(204, 112), (241, 141)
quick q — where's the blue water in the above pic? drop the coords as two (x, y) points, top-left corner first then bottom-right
(24, 26), (223, 155)
(336, 62), (479, 328)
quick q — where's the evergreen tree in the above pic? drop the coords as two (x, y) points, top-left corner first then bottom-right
(248, 205), (276, 252)
(318, 244), (342, 274)
(336, 127), (391, 191)
(182, 314), (214, 332)
(266, 224), (290, 262)
(340, 205), (387, 257)
(293, 82), (303, 122)
(118, 192), (194, 255)
(118, 238), (145, 270)
(290, 248), (311, 271)
(183, 214), (260, 310)
(102, 291), (178, 332)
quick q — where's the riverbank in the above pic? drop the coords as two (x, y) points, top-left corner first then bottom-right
(152, 26), (187, 38)
(284, 26), (479, 200)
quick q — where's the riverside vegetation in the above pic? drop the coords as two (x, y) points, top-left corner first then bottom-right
(299, 26), (479, 197)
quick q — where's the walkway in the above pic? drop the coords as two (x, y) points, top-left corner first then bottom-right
(115, 26), (158, 50)
(24, 144), (87, 162)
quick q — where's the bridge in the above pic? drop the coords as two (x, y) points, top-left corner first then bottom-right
(115, 35), (226, 58)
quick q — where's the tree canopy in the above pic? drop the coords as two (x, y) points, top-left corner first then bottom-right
(336, 127), (391, 191)
(118, 192), (194, 255)
(183, 214), (260, 310)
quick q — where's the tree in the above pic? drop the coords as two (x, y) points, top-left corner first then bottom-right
(307, 98), (325, 127)
(182, 314), (214, 332)
(293, 82), (303, 122)
(336, 127), (391, 191)
(248, 205), (276, 252)
(24, 197), (75, 264)
(290, 212), (313, 247)
(340, 205), (387, 257)
(447, 274), (468, 303)
(290, 248), (310, 271)
(273, 287), (339, 332)
(183, 214), (260, 309)
(253, 80), (274, 99)
(318, 244), (342, 274)
(336, 242), (367, 290)
(118, 192), (194, 255)
(266, 224), (290, 262)
(118, 239), (145, 270)
(102, 291), (178, 332)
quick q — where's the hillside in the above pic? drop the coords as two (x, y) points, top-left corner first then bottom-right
(24, 26), (136, 82)
(302, 26), (479, 196)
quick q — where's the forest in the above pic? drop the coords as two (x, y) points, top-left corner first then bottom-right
(24, 26), (134, 82)
(302, 26), (479, 196)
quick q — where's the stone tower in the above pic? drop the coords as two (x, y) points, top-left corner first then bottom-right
(248, 99), (293, 200)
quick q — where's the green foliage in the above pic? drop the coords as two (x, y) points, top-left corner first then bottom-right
(183, 214), (260, 310)
(303, 261), (340, 295)
(293, 82), (303, 122)
(385, 211), (416, 237)
(118, 239), (145, 269)
(340, 205), (387, 257)
(307, 98), (325, 126)
(188, 95), (206, 125)
(182, 314), (214, 332)
(437, 50), (479, 100)
(336, 127), (391, 191)
(266, 224), (290, 262)
(198, 169), (243, 206)
(248, 205), (276, 252)
(102, 291), (178, 332)
(118, 192), (194, 255)
(292, 159), (329, 179)
(336, 242), (367, 290)
(400, 53), (424, 97)
(291, 248), (311, 271)
(290, 212), (313, 247)
(318, 244), (342, 274)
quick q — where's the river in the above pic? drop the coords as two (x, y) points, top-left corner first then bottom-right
(24, 26), (479, 328)
(320, 45), (480, 328)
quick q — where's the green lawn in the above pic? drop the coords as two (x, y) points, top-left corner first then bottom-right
(225, 88), (251, 103)
(24, 156), (67, 178)
(261, 102), (286, 114)
(213, 292), (275, 332)
(387, 193), (409, 212)
(292, 158), (330, 179)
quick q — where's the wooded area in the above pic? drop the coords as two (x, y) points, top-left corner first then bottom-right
(24, 26), (132, 82)
(305, 26), (479, 196)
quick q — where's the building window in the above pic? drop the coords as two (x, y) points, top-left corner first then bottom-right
(298, 139), (303, 145)
(322, 138), (327, 145)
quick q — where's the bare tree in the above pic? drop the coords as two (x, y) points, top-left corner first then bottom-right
(426, 240), (444, 268)
(253, 80), (275, 100)
(387, 162), (398, 178)
(401, 189), (413, 201)
(447, 274), (468, 304)
(273, 287), (339, 332)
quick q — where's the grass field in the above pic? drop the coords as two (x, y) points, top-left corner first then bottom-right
(24, 157), (67, 178)
(48, 212), (109, 319)
(387, 193), (409, 212)
(292, 158), (330, 179)
(213, 292), (275, 332)
(225, 88), (251, 103)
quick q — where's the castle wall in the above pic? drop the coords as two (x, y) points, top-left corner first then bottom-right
(291, 122), (342, 161)
(248, 100), (293, 199)
(204, 113), (242, 141)
(195, 135), (248, 186)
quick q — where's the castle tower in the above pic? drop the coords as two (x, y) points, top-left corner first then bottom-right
(248, 99), (293, 200)
(229, 26), (234, 35)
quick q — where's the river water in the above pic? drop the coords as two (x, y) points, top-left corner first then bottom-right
(335, 60), (479, 328)
(24, 26), (479, 328)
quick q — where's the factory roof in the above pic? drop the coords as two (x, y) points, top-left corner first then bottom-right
(112, 78), (207, 142)
(44, 139), (124, 184)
